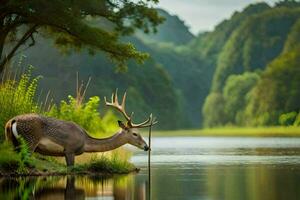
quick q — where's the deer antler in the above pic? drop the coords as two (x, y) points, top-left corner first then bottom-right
(104, 89), (158, 128)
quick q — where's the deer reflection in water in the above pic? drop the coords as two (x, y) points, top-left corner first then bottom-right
(0, 175), (149, 200)
(35, 176), (84, 200)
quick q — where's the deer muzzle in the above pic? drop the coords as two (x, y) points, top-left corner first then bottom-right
(143, 144), (150, 151)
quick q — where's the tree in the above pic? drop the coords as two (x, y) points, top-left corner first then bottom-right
(245, 48), (300, 126)
(0, 0), (164, 73)
(202, 92), (225, 127)
(223, 72), (259, 125)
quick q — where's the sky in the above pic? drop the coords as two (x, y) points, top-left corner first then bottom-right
(156, 0), (277, 35)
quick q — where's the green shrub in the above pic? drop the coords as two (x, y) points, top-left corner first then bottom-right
(0, 66), (41, 141)
(0, 142), (21, 171)
(73, 151), (136, 174)
(0, 139), (35, 173)
(293, 111), (300, 126)
(279, 111), (298, 126)
(46, 95), (118, 136)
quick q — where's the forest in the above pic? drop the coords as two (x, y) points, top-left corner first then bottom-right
(6, 1), (298, 130)
(0, 1), (300, 129)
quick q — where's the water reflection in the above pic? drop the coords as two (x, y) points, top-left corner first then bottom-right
(1, 137), (300, 200)
(1, 164), (299, 200)
(0, 175), (149, 200)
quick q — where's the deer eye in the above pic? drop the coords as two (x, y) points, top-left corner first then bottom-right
(132, 133), (138, 137)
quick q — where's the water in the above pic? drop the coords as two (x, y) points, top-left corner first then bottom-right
(1, 137), (300, 200)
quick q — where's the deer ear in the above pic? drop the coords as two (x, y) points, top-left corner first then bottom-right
(118, 120), (127, 130)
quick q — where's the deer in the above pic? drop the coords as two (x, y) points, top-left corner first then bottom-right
(5, 90), (157, 167)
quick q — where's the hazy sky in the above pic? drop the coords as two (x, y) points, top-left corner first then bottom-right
(156, 0), (277, 35)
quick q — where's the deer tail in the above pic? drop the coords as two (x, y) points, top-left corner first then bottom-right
(5, 119), (19, 146)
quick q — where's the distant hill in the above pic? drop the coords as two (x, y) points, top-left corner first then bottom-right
(135, 9), (195, 45)
(201, 1), (300, 127)
(11, 2), (300, 129)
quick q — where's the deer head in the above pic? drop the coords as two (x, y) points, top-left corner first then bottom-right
(105, 90), (157, 151)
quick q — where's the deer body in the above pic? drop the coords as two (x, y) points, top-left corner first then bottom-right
(5, 114), (147, 166)
(5, 91), (156, 167)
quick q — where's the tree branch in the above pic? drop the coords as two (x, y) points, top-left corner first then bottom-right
(0, 24), (38, 73)
(29, 33), (35, 47)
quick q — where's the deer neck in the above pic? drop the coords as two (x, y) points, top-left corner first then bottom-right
(84, 131), (128, 152)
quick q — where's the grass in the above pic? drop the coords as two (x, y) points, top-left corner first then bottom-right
(0, 140), (67, 176)
(146, 126), (300, 137)
(0, 141), (137, 176)
(0, 66), (42, 141)
(72, 152), (137, 174)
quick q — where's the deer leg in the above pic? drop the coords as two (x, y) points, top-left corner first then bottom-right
(65, 152), (75, 167)
(27, 140), (39, 153)
(21, 135), (39, 154)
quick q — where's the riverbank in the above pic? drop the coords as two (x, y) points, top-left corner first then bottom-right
(0, 142), (138, 177)
(0, 167), (139, 177)
(147, 126), (300, 137)
(0, 158), (138, 177)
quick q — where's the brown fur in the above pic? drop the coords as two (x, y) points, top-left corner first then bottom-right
(5, 119), (12, 141)
(5, 113), (149, 166)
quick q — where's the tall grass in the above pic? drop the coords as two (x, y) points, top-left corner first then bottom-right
(73, 150), (136, 174)
(0, 141), (21, 171)
(0, 66), (42, 141)
(0, 138), (38, 174)
(47, 96), (118, 137)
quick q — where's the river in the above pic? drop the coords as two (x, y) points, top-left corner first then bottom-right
(1, 137), (300, 200)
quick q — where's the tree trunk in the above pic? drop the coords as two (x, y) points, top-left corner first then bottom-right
(0, 18), (5, 74)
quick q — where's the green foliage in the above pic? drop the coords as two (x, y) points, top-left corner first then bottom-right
(47, 95), (118, 136)
(0, 138), (35, 174)
(202, 72), (259, 127)
(17, 137), (30, 166)
(146, 43), (213, 127)
(0, 142), (21, 171)
(202, 93), (225, 127)
(0, 66), (41, 141)
(73, 152), (135, 174)
(223, 72), (260, 125)
(189, 2), (270, 60)
(0, 0), (164, 72)
(212, 6), (300, 92)
(49, 96), (100, 133)
(241, 16), (300, 126)
(202, 2), (300, 127)
(279, 112), (298, 126)
(294, 112), (300, 126)
(246, 48), (300, 126)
